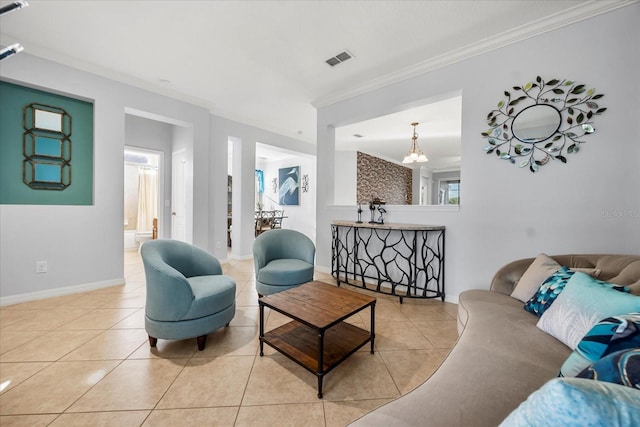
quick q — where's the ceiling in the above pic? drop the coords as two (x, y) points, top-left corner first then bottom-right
(1, 0), (625, 155)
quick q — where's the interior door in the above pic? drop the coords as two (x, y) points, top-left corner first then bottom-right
(171, 150), (187, 241)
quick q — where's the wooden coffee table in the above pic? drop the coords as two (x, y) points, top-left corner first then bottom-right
(259, 281), (376, 398)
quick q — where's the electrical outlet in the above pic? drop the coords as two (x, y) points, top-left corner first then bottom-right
(36, 261), (48, 273)
(215, 241), (222, 249)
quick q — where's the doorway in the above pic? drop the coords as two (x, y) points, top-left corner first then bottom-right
(171, 149), (187, 242)
(124, 147), (162, 250)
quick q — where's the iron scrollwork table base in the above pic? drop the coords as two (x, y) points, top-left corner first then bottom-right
(331, 221), (445, 303)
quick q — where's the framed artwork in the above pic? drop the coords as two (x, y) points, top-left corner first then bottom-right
(278, 166), (299, 205)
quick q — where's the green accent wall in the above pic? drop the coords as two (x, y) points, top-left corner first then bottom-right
(0, 81), (94, 205)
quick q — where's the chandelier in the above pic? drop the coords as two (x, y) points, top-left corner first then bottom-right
(402, 122), (428, 164)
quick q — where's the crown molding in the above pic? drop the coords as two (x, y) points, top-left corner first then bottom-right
(311, 0), (636, 109)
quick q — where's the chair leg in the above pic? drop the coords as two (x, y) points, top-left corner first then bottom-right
(148, 336), (158, 348)
(196, 335), (208, 351)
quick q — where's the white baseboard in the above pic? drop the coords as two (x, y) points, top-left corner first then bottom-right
(0, 278), (126, 307)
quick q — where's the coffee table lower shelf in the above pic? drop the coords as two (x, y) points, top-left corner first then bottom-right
(261, 320), (372, 398)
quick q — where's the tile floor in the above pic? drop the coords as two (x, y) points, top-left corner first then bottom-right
(0, 250), (458, 426)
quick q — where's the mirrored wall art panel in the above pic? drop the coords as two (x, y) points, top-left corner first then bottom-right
(23, 133), (72, 161)
(23, 103), (72, 136)
(482, 76), (606, 173)
(23, 159), (71, 190)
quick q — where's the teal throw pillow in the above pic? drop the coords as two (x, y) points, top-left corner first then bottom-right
(560, 313), (640, 377)
(523, 266), (574, 317)
(577, 348), (640, 388)
(537, 272), (639, 350)
(499, 378), (640, 427)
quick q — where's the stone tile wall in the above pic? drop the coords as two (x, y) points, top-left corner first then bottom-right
(357, 151), (412, 205)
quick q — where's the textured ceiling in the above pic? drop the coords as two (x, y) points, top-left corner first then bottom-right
(0, 0), (624, 154)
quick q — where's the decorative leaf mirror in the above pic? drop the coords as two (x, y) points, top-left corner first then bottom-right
(482, 76), (606, 172)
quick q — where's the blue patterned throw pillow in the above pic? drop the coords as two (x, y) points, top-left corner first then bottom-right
(577, 348), (640, 389)
(560, 313), (640, 377)
(524, 267), (629, 317)
(524, 266), (574, 317)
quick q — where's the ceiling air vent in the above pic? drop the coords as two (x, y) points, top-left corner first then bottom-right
(325, 50), (353, 67)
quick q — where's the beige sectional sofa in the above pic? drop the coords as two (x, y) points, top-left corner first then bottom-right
(350, 254), (640, 427)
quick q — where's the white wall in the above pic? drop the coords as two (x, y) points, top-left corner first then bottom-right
(333, 150), (357, 205)
(316, 4), (640, 302)
(0, 54), (211, 303)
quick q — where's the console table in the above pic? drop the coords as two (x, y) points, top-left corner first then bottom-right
(331, 220), (445, 303)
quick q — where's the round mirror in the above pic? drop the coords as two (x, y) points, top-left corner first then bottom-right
(512, 104), (561, 144)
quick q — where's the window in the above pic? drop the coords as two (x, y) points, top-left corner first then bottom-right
(439, 180), (460, 205)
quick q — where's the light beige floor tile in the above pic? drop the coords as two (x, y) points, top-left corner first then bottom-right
(0, 362), (51, 394)
(0, 251), (460, 422)
(143, 407), (238, 427)
(0, 330), (102, 362)
(98, 292), (146, 309)
(396, 303), (456, 321)
(0, 360), (118, 414)
(321, 352), (400, 401)
(443, 301), (458, 319)
(0, 414), (58, 426)
(372, 300), (410, 322)
(323, 398), (392, 427)
(373, 321), (435, 351)
(265, 310), (293, 329)
(235, 402), (325, 427)
(111, 308), (146, 329)
(128, 337), (197, 359)
(229, 306), (260, 327)
(235, 290), (259, 307)
(0, 330), (45, 354)
(242, 353), (320, 405)
(1, 309), (89, 331)
(379, 349), (446, 394)
(157, 356), (254, 408)
(59, 308), (139, 330)
(56, 291), (119, 309)
(49, 411), (150, 426)
(0, 294), (82, 310)
(0, 310), (34, 329)
(192, 326), (259, 357)
(413, 320), (459, 349)
(67, 358), (187, 412)
(61, 328), (148, 361)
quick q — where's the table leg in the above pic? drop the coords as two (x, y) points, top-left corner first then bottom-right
(370, 302), (376, 354)
(259, 303), (264, 357)
(317, 331), (324, 398)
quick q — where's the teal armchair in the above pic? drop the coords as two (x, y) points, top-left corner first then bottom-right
(253, 229), (315, 296)
(141, 239), (236, 350)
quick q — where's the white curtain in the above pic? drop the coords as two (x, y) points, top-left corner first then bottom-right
(136, 168), (158, 233)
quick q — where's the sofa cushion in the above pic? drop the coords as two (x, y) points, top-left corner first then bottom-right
(256, 258), (314, 286)
(537, 272), (640, 350)
(576, 348), (640, 388)
(184, 275), (236, 320)
(499, 378), (640, 427)
(560, 313), (640, 377)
